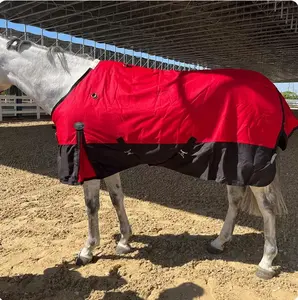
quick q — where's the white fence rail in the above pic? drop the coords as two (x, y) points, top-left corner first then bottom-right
(285, 99), (298, 110)
(0, 95), (298, 122)
(0, 95), (47, 121)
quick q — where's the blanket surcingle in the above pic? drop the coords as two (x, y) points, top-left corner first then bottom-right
(51, 61), (298, 187)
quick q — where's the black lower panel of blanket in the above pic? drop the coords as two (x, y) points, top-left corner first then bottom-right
(58, 141), (276, 187)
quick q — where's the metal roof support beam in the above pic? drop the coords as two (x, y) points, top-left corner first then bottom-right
(67, 3), (289, 39)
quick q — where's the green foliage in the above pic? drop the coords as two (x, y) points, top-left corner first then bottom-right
(282, 91), (298, 99)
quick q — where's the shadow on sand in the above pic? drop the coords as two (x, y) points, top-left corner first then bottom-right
(0, 262), (133, 300)
(0, 260), (204, 300)
(93, 231), (296, 274)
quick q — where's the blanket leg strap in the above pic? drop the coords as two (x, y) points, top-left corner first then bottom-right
(74, 122), (85, 142)
(73, 122), (85, 183)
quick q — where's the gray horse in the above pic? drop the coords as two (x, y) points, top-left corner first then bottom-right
(0, 36), (293, 280)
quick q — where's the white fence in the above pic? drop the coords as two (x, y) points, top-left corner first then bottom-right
(0, 95), (298, 122)
(285, 99), (298, 110)
(0, 95), (47, 121)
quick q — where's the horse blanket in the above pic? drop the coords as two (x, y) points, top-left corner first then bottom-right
(51, 61), (298, 186)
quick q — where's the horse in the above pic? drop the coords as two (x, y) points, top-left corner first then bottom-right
(0, 35), (297, 280)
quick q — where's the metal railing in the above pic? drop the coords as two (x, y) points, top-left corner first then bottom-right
(0, 95), (297, 122)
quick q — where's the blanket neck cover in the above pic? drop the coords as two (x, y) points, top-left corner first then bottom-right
(51, 61), (298, 187)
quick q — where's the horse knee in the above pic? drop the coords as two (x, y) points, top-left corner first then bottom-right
(83, 179), (100, 215)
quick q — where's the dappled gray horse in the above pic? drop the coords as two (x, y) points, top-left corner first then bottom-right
(0, 36), (297, 280)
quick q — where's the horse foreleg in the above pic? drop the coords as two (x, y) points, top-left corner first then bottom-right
(76, 179), (100, 265)
(104, 173), (132, 255)
(208, 185), (245, 253)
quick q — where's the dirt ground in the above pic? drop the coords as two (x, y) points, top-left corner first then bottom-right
(0, 119), (297, 300)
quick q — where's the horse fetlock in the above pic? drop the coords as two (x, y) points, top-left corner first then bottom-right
(87, 237), (99, 248)
(120, 224), (132, 237)
(265, 244), (278, 257)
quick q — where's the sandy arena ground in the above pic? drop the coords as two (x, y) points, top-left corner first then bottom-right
(0, 118), (297, 300)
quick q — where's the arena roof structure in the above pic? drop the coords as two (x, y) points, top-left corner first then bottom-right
(0, 0), (298, 82)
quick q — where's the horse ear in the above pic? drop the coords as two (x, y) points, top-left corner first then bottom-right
(6, 37), (32, 53)
(6, 37), (20, 51)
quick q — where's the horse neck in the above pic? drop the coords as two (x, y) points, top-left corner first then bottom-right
(2, 42), (97, 114)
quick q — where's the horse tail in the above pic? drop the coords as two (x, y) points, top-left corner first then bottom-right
(238, 150), (288, 216)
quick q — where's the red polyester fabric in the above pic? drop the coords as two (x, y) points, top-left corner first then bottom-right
(51, 61), (298, 184)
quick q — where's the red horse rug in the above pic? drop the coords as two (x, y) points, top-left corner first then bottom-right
(51, 61), (298, 187)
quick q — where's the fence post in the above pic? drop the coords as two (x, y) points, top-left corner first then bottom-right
(0, 103), (2, 121)
(36, 106), (40, 119)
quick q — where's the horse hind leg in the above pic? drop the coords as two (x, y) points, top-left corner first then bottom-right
(250, 172), (287, 280)
(207, 184), (280, 280)
(208, 153), (287, 280)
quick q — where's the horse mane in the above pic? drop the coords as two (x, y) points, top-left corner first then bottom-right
(5, 36), (95, 72)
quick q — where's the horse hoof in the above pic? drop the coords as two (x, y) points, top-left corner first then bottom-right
(116, 243), (131, 255)
(256, 267), (276, 280)
(75, 254), (93, 266)
(206, 243), (224, 254)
